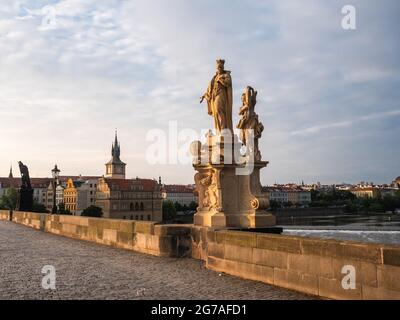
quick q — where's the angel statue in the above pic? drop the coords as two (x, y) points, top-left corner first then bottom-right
(237, 86), (264, 161)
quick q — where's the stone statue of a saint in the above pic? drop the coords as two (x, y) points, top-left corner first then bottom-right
(17, 161), (33, 211)
(237, 86), (264, 161)
(200, 59), (233, 134)
(18, 161), (32, 190)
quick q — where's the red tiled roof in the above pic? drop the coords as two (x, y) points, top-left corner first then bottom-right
(0, 176), (101, 189)
(0, 177), (52, 188)
(164, 184), (195, 193)
(104, 178), (158, 192)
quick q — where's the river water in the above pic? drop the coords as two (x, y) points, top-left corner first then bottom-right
(279, 213), (400, 245)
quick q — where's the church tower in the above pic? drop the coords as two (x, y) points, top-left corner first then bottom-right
(8, 166), (13, 178)
(105, 130), (126, 179)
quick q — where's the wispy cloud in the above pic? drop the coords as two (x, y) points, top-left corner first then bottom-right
(0, 0), (399, 184)
(291, 110), (400, 135)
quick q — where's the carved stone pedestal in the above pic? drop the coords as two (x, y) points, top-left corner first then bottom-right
(192, 134), (275, 229)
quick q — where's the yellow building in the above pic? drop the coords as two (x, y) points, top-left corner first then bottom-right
(64, 178), (78, 214)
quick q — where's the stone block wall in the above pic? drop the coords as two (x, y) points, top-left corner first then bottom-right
(0, 210), (10, 220)
(2, 210), (399, 299)
(205, 229), (400, 299)
(12, 211), (44, 230)
(44, 215), (191, 257)
(191, 225), (209, 260)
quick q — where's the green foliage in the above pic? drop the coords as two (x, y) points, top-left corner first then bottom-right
(269, 199), (280, 211)
(0, 188), (18, 210)
(172, 201), (198, 213)
(57, 202), (72, 215)
(188, 201), (198, 211)
(81, 205), (103, 217)
(32, 201), (49, 213)
(174, 201), (183, 212)
(312, 189), (400, 214)
(163, 200), (177, 221)
(311, 189), (356, 208)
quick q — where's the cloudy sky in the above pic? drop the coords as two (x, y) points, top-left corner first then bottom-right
(0, 0), (399, 185)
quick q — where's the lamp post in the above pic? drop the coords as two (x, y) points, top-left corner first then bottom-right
(51, 164), (60, 214)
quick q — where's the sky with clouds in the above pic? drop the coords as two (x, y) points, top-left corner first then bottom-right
(0, 0), (399, 185)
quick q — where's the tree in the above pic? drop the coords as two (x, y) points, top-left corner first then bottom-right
(188, 201), (198, 211)
(81, 205), (103, 217)
(32, 201), (49, 213)
(269, 200), (280, 211)
(163, 200), (177, 221)
(57, 202), (72, 215)
(0, 188), (18, 210)
(174, 201), (183, 212)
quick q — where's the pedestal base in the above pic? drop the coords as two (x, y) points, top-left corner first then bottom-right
(194, 210), (276, 228)
(192, 133), (276, 229)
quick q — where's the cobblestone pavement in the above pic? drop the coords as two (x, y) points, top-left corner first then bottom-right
(0, 221), (315, 300)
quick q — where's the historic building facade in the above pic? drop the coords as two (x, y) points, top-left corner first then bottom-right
(96, 177), (163, 221)
(63, 178), (98, 215)
(161, 184), (198, 207)
(96, 132), (163, 221)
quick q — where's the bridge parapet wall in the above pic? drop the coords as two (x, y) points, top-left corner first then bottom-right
(12, 211), (44, 230)
(44, 214), (191, 257)
(205, 229), (400, 300)
(2, 210), (399, 299)
(0, 210), (10, 221)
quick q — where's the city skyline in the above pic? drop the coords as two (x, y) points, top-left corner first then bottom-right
(1, 1), (399, 185)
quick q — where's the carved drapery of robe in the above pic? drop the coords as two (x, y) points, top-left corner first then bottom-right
(204, 71), (233, 133)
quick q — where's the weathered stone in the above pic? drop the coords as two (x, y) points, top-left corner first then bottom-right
(362, 285), (400, 300)
(274, 268), (319, 296)
(341, 242), (382, 264)
(257, 234), (301, 254)
(318, 277), (362, 300)
(207, 242), (225, 259)
(224, 231), (257, 247)
(288, 254), (333, 278)
(207, 256), (274, 285)
(134, 221), (156, 234)
(215, 230), (226, 244)
(0, 210), (10, 220)
(331, 258), (378, 287)
(377, 265), (400, 292)
(154, 224), (191, 236)
(301, 238), (343, 257)
(382, 247), (400, 267)
(117, 231), (133, 245)
(252, 248), (288, 269)
(224, 244), (253, 263)
(206, 229), (216, 243)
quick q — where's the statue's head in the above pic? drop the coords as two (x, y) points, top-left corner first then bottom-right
(241, 93), (246, 104)
(216, 59), (225, 74)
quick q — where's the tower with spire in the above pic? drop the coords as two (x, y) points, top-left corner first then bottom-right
(8, 165), (13, 178)
(105, 130), (126, 179)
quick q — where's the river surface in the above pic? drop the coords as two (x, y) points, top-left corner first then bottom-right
(280, 213), (400, 245)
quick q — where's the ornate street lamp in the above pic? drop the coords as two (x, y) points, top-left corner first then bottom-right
(51, 164), (60, 214)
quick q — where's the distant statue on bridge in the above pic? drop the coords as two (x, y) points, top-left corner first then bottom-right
(17, 161), (33, 211)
